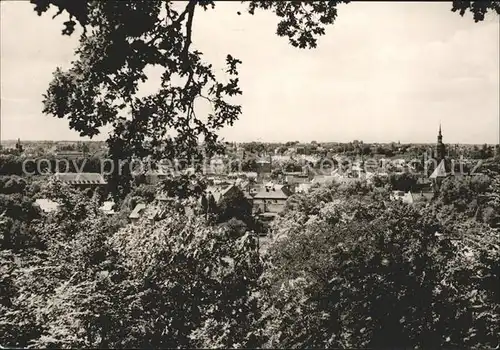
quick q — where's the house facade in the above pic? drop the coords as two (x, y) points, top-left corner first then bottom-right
(252, 184), (292, 214)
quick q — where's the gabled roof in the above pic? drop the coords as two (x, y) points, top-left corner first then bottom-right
(429, 160), (448, 179)
(54, 172), (107, 185)
(220, 183), (236, 196)
(205, 184), (236, 203)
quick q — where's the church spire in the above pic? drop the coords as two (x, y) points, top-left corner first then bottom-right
(436, 123), (445, 163)
(437, 123), (443, 144)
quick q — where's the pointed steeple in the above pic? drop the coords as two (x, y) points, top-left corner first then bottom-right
(436, 122), (446, 164)
(437, 123), (443, 144)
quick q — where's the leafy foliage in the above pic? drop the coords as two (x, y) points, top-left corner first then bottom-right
(258, 181), (500, 349)
(451, 0), (500, 22)
(108, 213), (263, 348)
(1, 177), (264, 348)
(432, 175), (500, 228)
(0, 179), (120, 348)
(33, 1), (245, 200)
(388, 172), (418, 192)
(216, 187), (252, 224)
(0, 176), (43, 252)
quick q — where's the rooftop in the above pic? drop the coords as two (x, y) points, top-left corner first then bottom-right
(34, 198), (59, 213)
(129, 203), (147, 219)
(206, 184), (236, 203)
(54, 172), (107, 185)
(253, 185), (292, 200)
(99, 201), (115, 215)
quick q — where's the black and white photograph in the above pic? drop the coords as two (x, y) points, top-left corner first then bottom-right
(0, 0), (499, 348)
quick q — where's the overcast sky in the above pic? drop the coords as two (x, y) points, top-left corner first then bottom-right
(1, 1), (499, 144)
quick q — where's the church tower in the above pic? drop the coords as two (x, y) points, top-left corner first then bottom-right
(429, 124), (449, 191)
(436, 123), (446, 163)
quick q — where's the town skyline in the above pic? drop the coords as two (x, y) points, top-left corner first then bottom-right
(0, 121), (498, 147)
(1, 136), (499, 147)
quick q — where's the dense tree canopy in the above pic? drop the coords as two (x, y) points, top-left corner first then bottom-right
(0, 178), (263, 348)
(1, 170), (499, 348)
(258, 182), (500, 349)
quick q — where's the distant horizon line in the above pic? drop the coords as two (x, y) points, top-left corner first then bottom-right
(0, 139), (498, 146)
